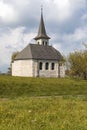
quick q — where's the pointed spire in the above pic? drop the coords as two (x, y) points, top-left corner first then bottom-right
(41, 5), (43, 15)
(34, 7), (50, 40)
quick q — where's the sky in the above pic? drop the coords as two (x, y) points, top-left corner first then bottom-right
(0, 0), (87, 73)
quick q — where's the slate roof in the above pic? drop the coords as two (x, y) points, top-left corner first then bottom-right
(14, 44), (63, 61)
(34, 11), (50, 40)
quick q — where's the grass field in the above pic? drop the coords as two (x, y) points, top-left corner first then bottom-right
(0, 76), (87, 130)
(0, 75), (87, 98)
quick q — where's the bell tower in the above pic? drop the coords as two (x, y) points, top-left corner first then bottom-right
(34, 7), (50, 45)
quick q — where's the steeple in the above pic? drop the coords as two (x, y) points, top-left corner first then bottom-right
(34, 7), (50, 45)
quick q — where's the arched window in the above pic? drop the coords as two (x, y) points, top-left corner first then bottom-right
(51, 63), (55, 70)
(45, 42), (47, 45)
(39, 62), (43, 70)
(45, 62), (49, 70)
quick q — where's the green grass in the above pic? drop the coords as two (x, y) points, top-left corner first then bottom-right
(0, 75), (87, 98)
(0, 75), (87, 130)
(0, 97), (87, 130)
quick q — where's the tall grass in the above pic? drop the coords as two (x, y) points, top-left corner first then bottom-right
(0, 76), (87, 130)
(0, 97), (87, 130)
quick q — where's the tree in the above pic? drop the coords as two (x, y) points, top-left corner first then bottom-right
(68, 49), (87, 79)
(8, 51), (19, 75)
(11, 51), (19, 63)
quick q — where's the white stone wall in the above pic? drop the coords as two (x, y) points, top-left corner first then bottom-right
(32, 60), (39, 77)
(37, 60), (65, 78)
(12, 60), (33, 77)
(12, 59), (65, 78)
(58, 64), (65, 78)
(35, 60), (59, 78)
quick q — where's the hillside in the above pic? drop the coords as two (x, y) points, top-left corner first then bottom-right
(0, 76), (87, 130)
(0, 75), (87, 98)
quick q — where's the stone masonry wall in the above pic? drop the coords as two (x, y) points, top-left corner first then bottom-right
(33, 60), (65, 78)
(12, 60), (33, 77)
(12, 59), (65, 78)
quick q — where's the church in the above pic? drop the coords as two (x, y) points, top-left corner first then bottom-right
(12, 9), (65, 78)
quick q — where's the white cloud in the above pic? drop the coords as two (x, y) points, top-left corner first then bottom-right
(54, 26), (87, 55)
(53, 0), (71, 21)
(48, 25), (87, 55)
(46, 0), (86, 23)
(81, 14), (87, 21)
(6, 0), (30, 16)
(0, 27), (35, 71)
(0, 0), (86, 26)
(53, 42), (63, 53)
(63, 27), (87, 43)
(0, 0), (18, 23)
(0, 0), (87, 72)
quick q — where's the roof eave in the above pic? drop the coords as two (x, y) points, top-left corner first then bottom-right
(34, 35), (50, 40)
(14, 58), (61, 61)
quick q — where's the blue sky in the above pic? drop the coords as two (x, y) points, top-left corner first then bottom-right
(0, 0), (87, 72)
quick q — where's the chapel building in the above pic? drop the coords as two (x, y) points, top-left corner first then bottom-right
(12, 10), (65, 77)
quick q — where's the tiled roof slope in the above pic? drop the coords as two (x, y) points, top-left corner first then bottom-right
(15, 44), (63, 61)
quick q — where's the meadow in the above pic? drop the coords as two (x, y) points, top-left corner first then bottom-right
(0, 75), (87, 130)
(0, 75), (87, 98)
